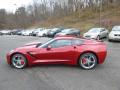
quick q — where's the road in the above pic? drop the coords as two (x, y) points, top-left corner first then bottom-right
(0, 35), (120, 90)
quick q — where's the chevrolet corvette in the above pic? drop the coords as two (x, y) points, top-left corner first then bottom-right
(6, 36), (107, 70)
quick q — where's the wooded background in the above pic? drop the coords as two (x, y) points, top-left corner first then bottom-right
(0, 0), (119, 29)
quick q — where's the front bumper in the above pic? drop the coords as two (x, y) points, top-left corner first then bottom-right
(109, 36), (120, 41)
(6, 52), (11, 65)
(84, 35), (97, 39)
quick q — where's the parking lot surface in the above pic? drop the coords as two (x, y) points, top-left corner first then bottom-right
(0, 35), (120, 90)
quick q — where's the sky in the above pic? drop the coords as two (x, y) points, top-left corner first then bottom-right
(0, 0), (69, 12)
(0, 0), (33, 12)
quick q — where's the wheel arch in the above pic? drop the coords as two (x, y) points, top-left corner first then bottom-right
(10, 52), (28, 65)
(77, 51), (99, 65)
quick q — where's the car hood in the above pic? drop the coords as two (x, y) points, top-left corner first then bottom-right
(13, 42), (42, 52)
(56, 33), (67, 35)
(24, 41), (42, 46)
(110, 31), (120, 34)
(84, 32), (99, 36)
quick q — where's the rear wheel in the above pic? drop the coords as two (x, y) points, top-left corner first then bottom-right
(78, 53), (97, 70)
(11, 54), (27, 69)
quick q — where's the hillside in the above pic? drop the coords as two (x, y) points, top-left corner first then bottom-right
(32, 6), (120, 34)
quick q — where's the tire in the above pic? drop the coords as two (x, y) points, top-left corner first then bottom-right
(78, 53), (97, 70)
(96, 35), (100, 40)
(43, 34), (46, 37)
(76, 34), (80, 37)
(108, 39), (112, 42)
(106, 33), (109, 38)
(11, 54), (27, 69)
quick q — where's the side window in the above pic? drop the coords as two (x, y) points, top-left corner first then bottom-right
(72, 39), (83, 45)
(49, 39), (71, 48)
(101, 29), (105, 32)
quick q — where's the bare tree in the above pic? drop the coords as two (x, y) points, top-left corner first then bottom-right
(0, 9), (7, 29)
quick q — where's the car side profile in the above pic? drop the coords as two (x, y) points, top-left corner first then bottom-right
(21, 29), (35, 36)
(31, 28), (43, 36)
(47, 28), (63, 37)
(55, 29), (80, 37)
(37, 29), (50, 37)
(83, 28), (109, 40)
(6, 36), (107, 70)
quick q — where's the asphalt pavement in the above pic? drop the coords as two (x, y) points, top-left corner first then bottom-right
(0, 35), (120, 90)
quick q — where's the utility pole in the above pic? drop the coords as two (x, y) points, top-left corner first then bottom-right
(99, 0), (102, 27)
(14, 4), (18, 28)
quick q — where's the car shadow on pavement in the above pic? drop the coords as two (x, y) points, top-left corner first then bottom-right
(25, 64), (106, 71)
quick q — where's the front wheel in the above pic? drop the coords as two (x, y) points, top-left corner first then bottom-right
(78, 53), (97, 70)
(96, 35), (100, 40)
(11, 54), (27, 69)
(43, 34), (46, 37)
(76, 34), (80, 37)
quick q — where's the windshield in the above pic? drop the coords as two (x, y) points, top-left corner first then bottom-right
(39, 39), (54, 48)
(112, 26), (120, 31)
(88, 28), (100, 33)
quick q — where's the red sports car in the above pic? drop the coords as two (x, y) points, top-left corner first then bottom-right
(6, 37), (107, 70)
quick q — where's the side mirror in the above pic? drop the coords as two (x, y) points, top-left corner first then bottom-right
(47, 45), (51, 50)
(36, 42), (42, 47)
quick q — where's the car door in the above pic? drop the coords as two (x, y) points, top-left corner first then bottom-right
(34, 39), (76, 63)
(33, 47), (54, 62)
(47, 39), (77, 62)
